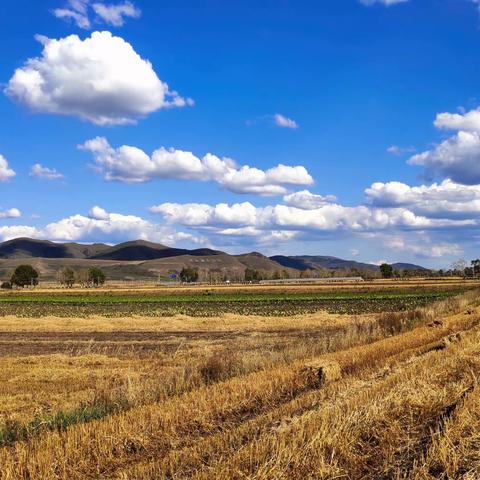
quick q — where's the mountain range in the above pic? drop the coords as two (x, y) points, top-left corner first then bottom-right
(0, 238), (427, 281)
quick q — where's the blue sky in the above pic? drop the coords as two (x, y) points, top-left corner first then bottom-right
(1, 0), (480, 267)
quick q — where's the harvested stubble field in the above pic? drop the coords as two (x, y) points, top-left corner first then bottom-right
(0, 282), (480, 479)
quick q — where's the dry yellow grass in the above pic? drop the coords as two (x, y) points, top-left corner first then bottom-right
(0, 354), (160, 423)
(0, 311), (384, 427)
(0, 310), (376, 332)
(0, 288), (479, 479)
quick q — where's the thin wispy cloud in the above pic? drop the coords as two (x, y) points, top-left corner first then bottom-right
(29, 164), (64, 181)
(246, 114), (299, 129)
(53, 0), (91, 28)
(53, 0), (141, 29)
(92, 2), (141, 26)
(387, 145), (416, 156)
(359, 0), (409, 6)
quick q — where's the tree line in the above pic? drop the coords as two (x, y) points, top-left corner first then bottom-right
(2, 260), (479, 289)
(1, 265), (106, 289)
(378, 259), (480, 279)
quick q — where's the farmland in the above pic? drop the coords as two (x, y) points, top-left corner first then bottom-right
(0, 281), (479, 478)
(0, 281), (473, 317)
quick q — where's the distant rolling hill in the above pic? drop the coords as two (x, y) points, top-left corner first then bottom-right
(235, 252), (297, 274)
(0, 238), (427, 281)
(270, 255), (427, 272)
(91, 240), (223, 261)
(391, 262), (428, 271)
(0, 237), (109, 260)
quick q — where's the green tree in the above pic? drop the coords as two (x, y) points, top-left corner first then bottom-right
(471, 259), (480, 277)
(244, 268), (261, 282)
(180, 267), (199, 283)
(88, 267), (106, 287)
(451, 259), (467, 276)
(11, 265), (39, 288)
(76, 268), (89, 287)
(464, 267), (474, 278)
(379, 263), (393, 279)
(58, 267), (75, 288)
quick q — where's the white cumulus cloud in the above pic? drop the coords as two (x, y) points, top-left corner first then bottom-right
(408, 131), (480, 185)
(434, 108), (480, 133)
(0, 226), (39, 242)
(0, 207), (204, 245)
(80, 137), (314, 195)
(273, 114), (299, 129)
(150, 201), (472, 232)
(0, 208), (21, 219)
(366, 179), (480, 218)
(5, 31), (192, 126)
(0, 155), (16, 182)
(283, 190), (337, 209)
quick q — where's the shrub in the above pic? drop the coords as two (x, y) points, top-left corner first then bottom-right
(0, 281), (12, 289)
(198, 350), (240, 384)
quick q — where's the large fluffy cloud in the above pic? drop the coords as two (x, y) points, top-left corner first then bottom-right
(80, 137), (314, 195)
(148, 199), (475, 260)
(409, 131), (480, 185)
(0, 208), (21, 219)
(283, 190), (337, 209)
(409, 106), (480, 184)
(0, 226), (38, 242)
(0, 197), (475, 260)
(0, 207), (204, 245)
(434, 108), (480, 133)
(5, 31), (192, 125)
(150, 201), (473, 232)
(42, 208), (159, 242)
(366, 179), (480, 218)
(0, 155), (15, 182)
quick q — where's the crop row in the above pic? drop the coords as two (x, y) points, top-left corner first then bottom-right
(0, 289), (463, 302)
(0, 295), (450, 317)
